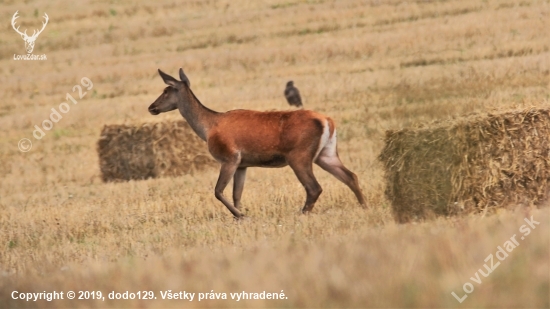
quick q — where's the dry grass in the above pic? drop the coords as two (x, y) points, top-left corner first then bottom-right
(0, 0), (549, 308)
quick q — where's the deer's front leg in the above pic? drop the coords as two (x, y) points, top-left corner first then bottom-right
(233, 167), (247, 209)
(214, 162), (243, 218)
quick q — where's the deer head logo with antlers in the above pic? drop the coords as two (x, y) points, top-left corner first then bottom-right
(11, 11), (49, 54)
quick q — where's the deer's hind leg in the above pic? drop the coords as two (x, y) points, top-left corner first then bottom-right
(288, 154), (323, 213)
(315, 145), (366, 207)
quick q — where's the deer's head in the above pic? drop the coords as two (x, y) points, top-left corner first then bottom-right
(11, 11), (49, 54)
(149, 69), (191, 115)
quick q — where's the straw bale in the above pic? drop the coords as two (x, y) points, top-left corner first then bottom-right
(97, 120), (217, 182)
(379, 108), (550, 223)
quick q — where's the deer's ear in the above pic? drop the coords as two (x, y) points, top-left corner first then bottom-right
(179, 68), (190, 88)
(158, 69), (181, 89)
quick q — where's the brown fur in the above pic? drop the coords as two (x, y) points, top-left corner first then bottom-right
(208, 110), (326, 168)
(149, 69), (366, 218)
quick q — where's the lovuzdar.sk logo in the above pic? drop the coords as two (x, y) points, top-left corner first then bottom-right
(11, 10), (48, 60)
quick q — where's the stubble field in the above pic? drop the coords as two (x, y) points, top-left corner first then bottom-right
(0, 0), (549, 308)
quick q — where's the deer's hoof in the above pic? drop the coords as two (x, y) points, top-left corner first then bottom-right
(233, 214), (246, 221)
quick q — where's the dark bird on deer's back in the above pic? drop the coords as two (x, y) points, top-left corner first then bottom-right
(284, 81), (302, 108)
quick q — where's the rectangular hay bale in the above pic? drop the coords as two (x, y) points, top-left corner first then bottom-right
(379, 108), (550, 223)
(97, 120), (217, 182)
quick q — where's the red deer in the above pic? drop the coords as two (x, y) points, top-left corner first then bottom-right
(148, 68), (366, 218)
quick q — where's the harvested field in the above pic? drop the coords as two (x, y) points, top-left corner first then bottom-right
(97, 121), (216, 182)
(0, 0), (548, 308)
(380, 107), (550, 223)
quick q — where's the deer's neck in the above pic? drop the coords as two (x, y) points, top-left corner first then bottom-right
(177, 88), (219, 141)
